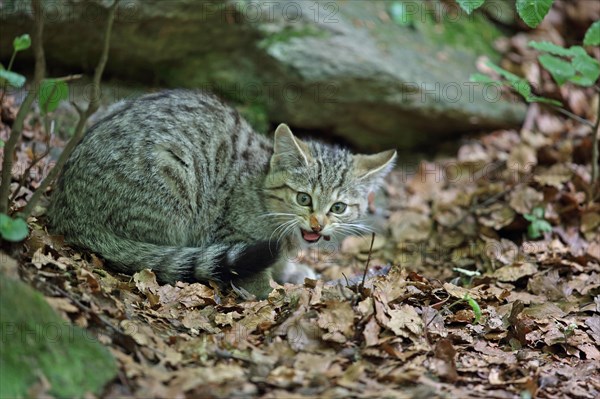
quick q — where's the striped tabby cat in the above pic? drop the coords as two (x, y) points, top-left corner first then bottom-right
(48, 90), (396, 299)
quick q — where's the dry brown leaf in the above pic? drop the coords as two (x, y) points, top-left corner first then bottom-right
(31, 248), (68, 270)
(534, 164), (573, 188)
(507, 144), (537, 173)
(386, 304), (423, 338)
(493, 262), (538, 282)
(508, 185), (544, 215)
(390, 210), (432, 242)
(317, 301), (355, 340)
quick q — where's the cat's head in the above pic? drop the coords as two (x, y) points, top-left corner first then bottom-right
(263, 124), (396, 246)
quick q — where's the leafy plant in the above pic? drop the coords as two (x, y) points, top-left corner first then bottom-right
(0, 34), (30, 91)
(463, 294), (482, 324)
(0, 213), (28, 242)
(524, 207), (552, 239)
(0, 0), (119, 246)
(39, 79), (69, 115)
(470, 20), (600, 202)
(529, 41), (600, 87)
(456, 0), (554, 28)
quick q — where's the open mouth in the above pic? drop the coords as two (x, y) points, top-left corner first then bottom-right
(301, 229), (330, 243)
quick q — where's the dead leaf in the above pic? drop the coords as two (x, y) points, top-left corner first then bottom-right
(493, 262), (538, 282)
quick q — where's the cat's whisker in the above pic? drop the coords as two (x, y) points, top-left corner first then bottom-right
(276, 220), (299, 248)
(258, 212), (297, 219)
(269, 219), (296, 246)
(334, 224), (374, 238)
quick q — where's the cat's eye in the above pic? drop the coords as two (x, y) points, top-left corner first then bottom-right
(296, 192), (312, 207)
(330, 202), (347, 214)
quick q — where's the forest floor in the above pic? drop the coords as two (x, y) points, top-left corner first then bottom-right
(2, 5), (600, 399)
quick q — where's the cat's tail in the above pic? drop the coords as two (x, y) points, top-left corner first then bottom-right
(71, 233), (280, 284)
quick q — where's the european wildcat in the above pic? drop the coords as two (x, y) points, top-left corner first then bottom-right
(48, 90), (396, 299)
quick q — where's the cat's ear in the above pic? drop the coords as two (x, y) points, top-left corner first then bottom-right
(353, 149), (397, 183)
(271, 124), (312, 169)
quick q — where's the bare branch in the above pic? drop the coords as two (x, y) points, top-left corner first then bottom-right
(10, 125), (53, 204)
(0, 0), (46, 214)
(21, 0), (120, 218)
(591, 94), (600, 201)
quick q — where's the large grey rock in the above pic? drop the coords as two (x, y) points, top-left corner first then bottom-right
(0, 0), (525, 150)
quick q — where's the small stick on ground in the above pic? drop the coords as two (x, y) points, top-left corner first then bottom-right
(359, 233), (376, 292)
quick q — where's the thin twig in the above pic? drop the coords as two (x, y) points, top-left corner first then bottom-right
(52, 74), (83, 83)
(9, 125), (53, 203)
(547, 104), (595, 129)
(359, 233), (376, 291)
(21, 0), (120, 218)
(0, 0), (46, 214)
(591, 93), (600, 201)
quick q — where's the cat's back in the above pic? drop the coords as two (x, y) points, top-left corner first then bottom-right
(83, 89), (252, 149)
(64, 89), (271, 176)
(49, 90), (272, 243)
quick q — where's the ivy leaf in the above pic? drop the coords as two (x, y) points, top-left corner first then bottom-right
(0, 213), (29, 242)
(516, 0), (554, 28)
(0, 69), (26, 88)
(584, 20), (600, 46)
(455, 0), (485, 15)
(538, 54), (575, 85)
(13, 34), (31, 52)
(39, 79), (69, 114)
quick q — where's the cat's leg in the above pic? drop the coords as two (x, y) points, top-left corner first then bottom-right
(233, 268), (274, 300)
(271, 259), (318, 285)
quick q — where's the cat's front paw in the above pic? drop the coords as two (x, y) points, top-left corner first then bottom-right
(274, 262), (318, 285)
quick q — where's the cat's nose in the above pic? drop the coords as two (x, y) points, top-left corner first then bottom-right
(309, 214), (322, 233)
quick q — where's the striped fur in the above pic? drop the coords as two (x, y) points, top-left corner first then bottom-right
(48, 90), (396, 298)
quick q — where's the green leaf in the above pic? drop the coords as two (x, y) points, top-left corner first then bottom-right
(13, 34), (31, 52)
(528, 41), (576, 57)
(538, 54), (576, 85)
(39, 79), (69, 114)
(528, 219), (552, 239)
(389, 2), (414, 27)
(486, 61), (523, 84)
(463, 294), (482, 324)
(456, 0), (485, 15)
(584, 21), (600, 46)
(532, 206), (545, 219)
(470, 73), (501, 84)
(0, 214), (29, 242)
(526, 95), (563, 107)
(0, 69), (26, 88)
(510, 78), (533, 100)
(0, 139), (4, 148)
(527, 223), (541, 238)
(516, 0), (553, 28)
(571, 52), (600, 87)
